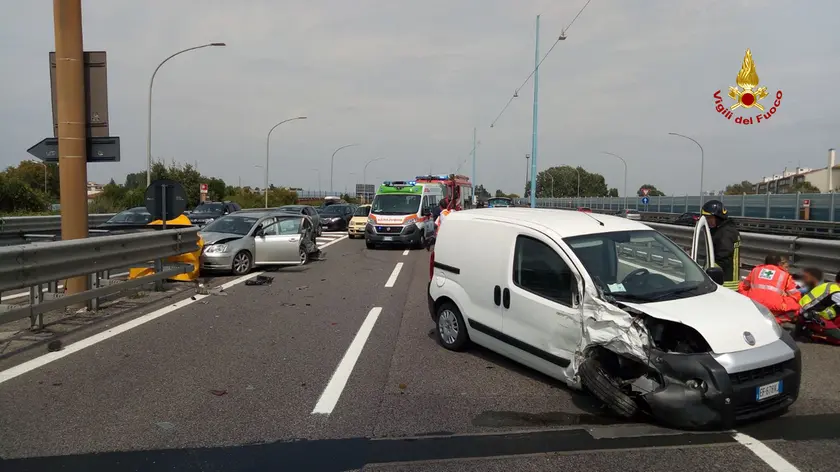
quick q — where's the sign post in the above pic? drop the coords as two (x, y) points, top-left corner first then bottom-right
(199, 183), (208, 202)
(802, 198), (811, 220)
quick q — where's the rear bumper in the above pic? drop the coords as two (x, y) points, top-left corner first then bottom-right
(641, 333), (801, 429)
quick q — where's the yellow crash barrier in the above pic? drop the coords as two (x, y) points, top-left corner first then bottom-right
(129, 214), (204, 282)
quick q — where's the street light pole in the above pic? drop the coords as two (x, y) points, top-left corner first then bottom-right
(363, 157), (386, 204)
(330, 144), (359, 195)
(546, 172), (555, 198)
(265, 116), (307, 207)
(146, 42), (226, 186)
(529, 14), (540, 209)
(602, 152), (628, 210)
(668, 132), (705, 205)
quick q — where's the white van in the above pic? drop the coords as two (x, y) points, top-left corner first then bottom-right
(427, 208), (801, 428)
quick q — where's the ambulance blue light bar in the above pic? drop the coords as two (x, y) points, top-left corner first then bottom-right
(383, 180), (416, 187)
(415, 175), (451, 181)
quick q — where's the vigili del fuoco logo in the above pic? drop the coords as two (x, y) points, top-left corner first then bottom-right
(713, 49), (783, 125)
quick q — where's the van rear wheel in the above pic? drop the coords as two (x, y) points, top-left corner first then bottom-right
(435, 302), (468, 351)
(579, 357), (639, 418)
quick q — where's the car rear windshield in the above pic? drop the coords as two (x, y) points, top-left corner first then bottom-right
(193, 203), (224, 214)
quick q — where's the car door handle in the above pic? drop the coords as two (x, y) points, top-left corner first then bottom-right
(493, 285), (501, 306)
(502, 288), (510, 309)
(288, 238), (298, 242)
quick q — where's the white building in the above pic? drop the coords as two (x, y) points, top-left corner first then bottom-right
(753, 149), (839, 193)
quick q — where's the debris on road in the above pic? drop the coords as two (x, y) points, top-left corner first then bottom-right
(209, 287), (227, 296)
(155, 421), (176, 431)
(47, 340), (62, 352)
(245, 275), (274, 286)
(209, 389), (228, 396)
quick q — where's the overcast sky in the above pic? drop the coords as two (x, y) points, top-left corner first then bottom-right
(1, 0), (838, 196)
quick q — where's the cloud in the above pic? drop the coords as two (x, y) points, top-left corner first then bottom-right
(0, 0), (838, 197)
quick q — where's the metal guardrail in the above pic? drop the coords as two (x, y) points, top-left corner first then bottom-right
(522, 200), (840, 238)
(644, 222), (840, 279)
(0, 227), (200, 328)
(0, 214), (116, 235)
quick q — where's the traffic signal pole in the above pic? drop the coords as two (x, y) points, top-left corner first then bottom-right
(53, 0), (90, 296)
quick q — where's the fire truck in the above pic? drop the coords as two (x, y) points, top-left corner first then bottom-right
(414, 174), (473, 210)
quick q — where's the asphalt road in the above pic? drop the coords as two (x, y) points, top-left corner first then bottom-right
(0, 234), (839, 471)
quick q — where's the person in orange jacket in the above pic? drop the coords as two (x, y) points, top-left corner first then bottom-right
(738, 254), (801, 323)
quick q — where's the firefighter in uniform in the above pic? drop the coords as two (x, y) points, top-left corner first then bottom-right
(701, 199), (741, 289)
(738, 254), (801, 323)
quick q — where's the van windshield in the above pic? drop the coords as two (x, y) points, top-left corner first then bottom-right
(563, 230), (716, 303)
(371, 194), (421, 215)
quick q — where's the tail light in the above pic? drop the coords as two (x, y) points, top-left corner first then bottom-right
(692, 215), (700, 221)
(429, 250), (435, 280)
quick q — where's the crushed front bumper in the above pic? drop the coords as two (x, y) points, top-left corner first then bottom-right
(641, 333), (801, 429)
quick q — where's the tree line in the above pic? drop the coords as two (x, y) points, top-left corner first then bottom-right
(0, 159), (327, 216)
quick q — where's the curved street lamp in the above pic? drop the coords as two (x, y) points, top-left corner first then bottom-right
(265, 116), (307, 207)
(668, 132), (705, 204)
(601, 152), (628, 210)
(330, 144), (360, 194)
(363, 157), (386, 203)
(146, 42), (226, 186)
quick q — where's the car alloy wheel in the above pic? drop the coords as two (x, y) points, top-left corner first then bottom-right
(438, 309), (459, 346)
(232, 251), (252, 275)
(299, 246), (308, 265)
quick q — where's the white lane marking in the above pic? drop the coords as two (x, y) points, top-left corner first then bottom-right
(311, 307), (383, 415)
(1, 272), (130, 302)
(733, 432), (801, 472)
(402, 249), (409, 256)
(0, 233), (351, 385)
(384, 262), (403, 288)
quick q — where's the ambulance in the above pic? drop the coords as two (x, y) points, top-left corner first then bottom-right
(365, 180), (444, 249)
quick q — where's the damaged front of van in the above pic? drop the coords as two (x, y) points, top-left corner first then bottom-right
(563, 228), (801, 429)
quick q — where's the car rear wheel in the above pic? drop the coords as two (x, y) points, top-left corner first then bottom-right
(435, 302), (468, 351)
(231, 251), (252, 276)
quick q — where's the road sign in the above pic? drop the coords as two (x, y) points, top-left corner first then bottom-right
(802, 199), (811, 208)
(49, 51), (109, 138)
(145, 179), (188, 222)
(26, 137), (121, 163)
(641, 196), (650, 205)
(200, 183), (208, 194)
(641, 188), (650, 196)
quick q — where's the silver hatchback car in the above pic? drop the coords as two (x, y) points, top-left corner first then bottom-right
(199, 211), (319, 275)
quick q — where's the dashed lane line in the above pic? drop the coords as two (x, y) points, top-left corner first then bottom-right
(385, 263), (403, 288)
(311, 307), (383, 415)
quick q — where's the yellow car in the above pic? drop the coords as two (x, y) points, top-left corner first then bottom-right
(348, 204), (371, 239)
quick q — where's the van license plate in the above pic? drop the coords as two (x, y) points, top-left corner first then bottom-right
(383, 236), (393, 241)
(756, 381), (782, 401)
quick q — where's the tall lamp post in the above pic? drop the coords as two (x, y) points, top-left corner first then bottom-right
(363, 157), (386, 203)
(330, 144), (359, 195)
(546, 172), (555, 198)
(146, 42), (226, 186)
(668, 132), (705, 205)
(265, 116), (307, 207)
(601, 152), (628, 210)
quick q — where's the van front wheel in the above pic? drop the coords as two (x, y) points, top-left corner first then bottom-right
(435, 302), (468, 351)
(578, 357), (639, 418)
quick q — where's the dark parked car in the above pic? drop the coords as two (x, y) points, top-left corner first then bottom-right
(674, 212), (701, 226)
(188, 201), (242, 227)
(101, 207), (153, 226)
(317, 204), (355, 232)
(278, 205), (322, 236)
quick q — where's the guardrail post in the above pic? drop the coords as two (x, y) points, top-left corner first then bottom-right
(765, 193), (771, 218)
(154, 259), (164, 291)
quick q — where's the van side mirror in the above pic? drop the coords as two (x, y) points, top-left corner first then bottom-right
(421, 208), (431, 216)
(706, 266), (725, 285)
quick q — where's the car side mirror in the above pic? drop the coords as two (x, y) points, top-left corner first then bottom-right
(706, 266), (725, 285)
